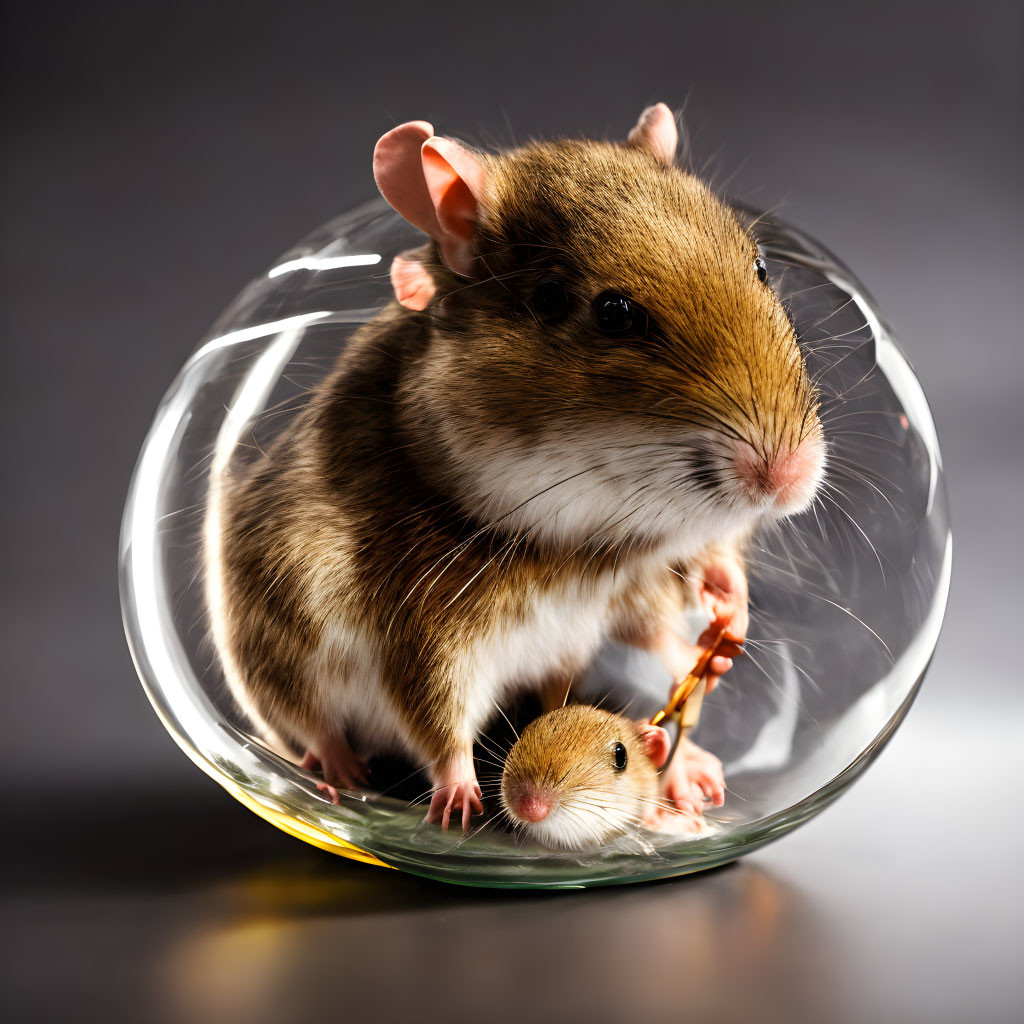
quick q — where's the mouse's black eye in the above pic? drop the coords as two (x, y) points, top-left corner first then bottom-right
(592, 292), (634, 335)
(533, 280), (572, 321)
(612, 742), (628, 772)
(755, 256), (768, 284)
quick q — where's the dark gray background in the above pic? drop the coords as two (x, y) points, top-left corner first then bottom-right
(2, 1), (1021, 1021)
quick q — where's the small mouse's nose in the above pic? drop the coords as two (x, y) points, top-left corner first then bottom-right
(515, 787), (553, 823)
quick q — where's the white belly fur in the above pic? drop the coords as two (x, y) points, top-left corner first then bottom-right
(454, 578), (616, 738)
(310, 576), (617, 762)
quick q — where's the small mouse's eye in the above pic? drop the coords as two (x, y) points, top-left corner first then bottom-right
(593, 292), (634, 335)
(612, 741), (628, 772)
(533, 280), (572, 321)
(755, 256), (768, 284)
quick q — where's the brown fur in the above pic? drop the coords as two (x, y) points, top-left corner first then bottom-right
(207, 135), (821, 781)
(407, 141), (815, 469)
(501, 704), (659, 819)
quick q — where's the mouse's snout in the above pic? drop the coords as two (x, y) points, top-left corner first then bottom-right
(729, 431), (826, 516)
(510, 784), (554, 823)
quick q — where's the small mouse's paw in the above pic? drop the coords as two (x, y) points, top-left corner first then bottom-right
(642, 798), (704, 834)
(301, 735), (367, 804)
(681, 739), (726, 807)
(659, 753), (703, 816)
(659, 808), (706, 836)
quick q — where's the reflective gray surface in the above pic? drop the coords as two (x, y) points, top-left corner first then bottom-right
(4, 708), (1021, 1023)
(2, 1), (1022, 1020)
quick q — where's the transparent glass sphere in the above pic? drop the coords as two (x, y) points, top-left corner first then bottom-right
(119, 198), (950, 888)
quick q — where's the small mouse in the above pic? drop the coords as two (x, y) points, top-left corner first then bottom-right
(500, 704), (720, 850)
(204, 103), (825, 832)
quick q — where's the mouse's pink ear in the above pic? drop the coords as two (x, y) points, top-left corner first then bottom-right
(373, 121), (444, 238)
(373, 121), (488, 278)
(420, 137), (488, 277)
(637, 723), (672, 769)
(627, 103), (678, 166)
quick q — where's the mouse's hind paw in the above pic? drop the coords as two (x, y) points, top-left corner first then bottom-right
(680, 738), (726, 807)
(425, 755), (483, 832)
(301, 734), (368, 804)
(658, 736), (726, 812)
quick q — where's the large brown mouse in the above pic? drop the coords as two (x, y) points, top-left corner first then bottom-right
(204, 103), (826, 831)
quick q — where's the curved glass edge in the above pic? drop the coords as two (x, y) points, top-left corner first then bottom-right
(374, 650), (937, 889)
(118, 199), (952, 889)
(745, 203), (945, 513)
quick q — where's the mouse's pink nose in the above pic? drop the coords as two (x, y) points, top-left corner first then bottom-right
(733, 436), (824, 513)
(515, 787), (553, 823)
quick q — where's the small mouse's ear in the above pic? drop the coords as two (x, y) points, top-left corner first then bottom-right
(420, 137), (488, 277)
(637, 723), (672, 768)
(627, 103), (678, 166)
(390, 248), (436, 311)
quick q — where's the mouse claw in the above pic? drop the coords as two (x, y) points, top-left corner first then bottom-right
(715, 640), (746, 659)
(425, 759), (483, 833)
(316, 782), (341, 804)
(425, 780), (483, 832)
(302, 734), (367, 801)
